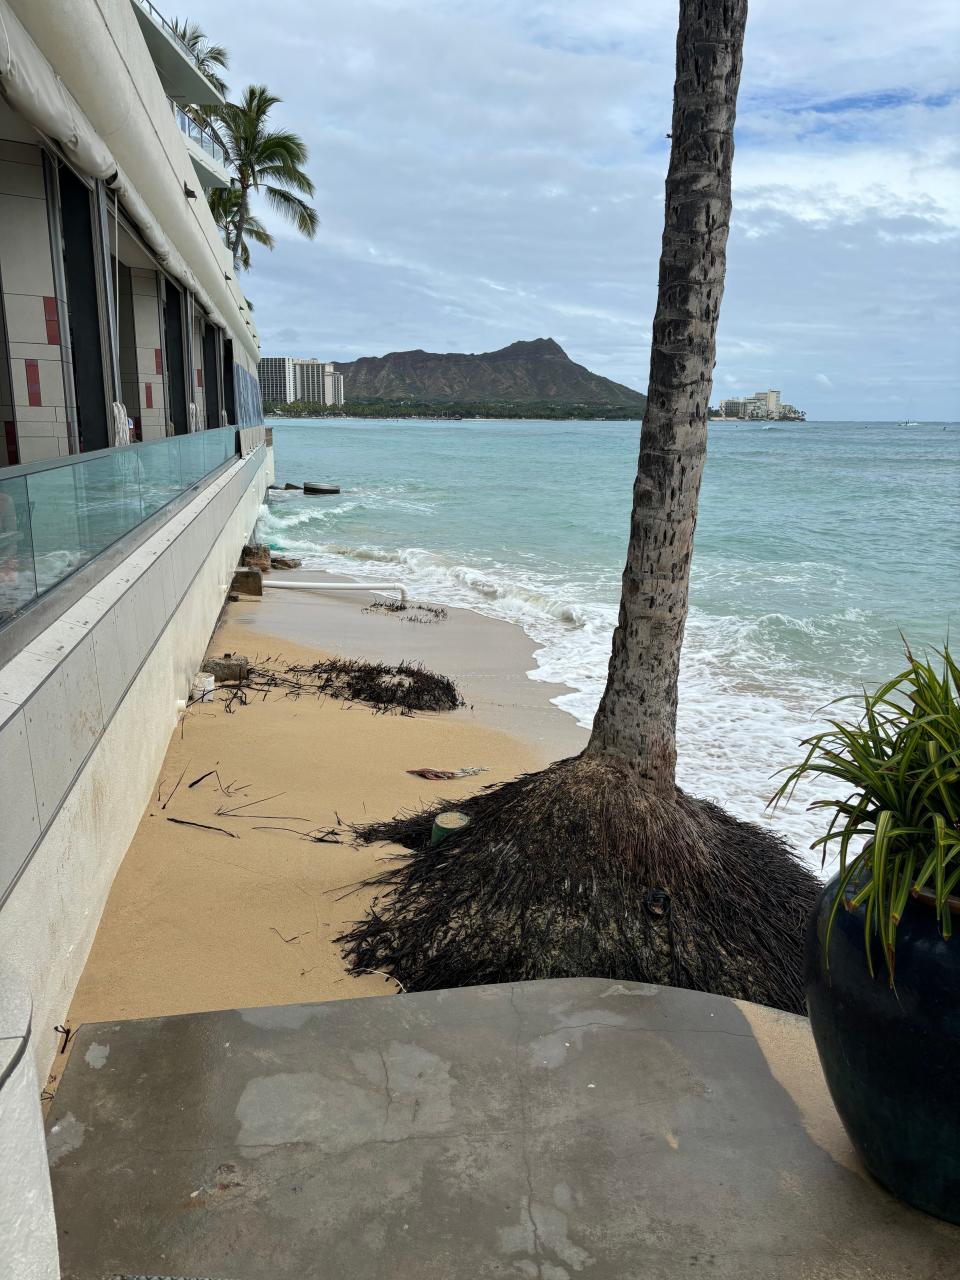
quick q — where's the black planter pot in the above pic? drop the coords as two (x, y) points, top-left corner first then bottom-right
(805, 873), (960, 1224)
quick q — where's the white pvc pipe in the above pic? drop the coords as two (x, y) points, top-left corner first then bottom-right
(263, 580), (408, 603)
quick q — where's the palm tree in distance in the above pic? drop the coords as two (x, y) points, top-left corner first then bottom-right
(215, 86), (318, 271)
(208, 186), (273, 270)
(339, 0), (819, 1013)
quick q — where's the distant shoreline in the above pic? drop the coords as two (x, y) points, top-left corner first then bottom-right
(265, 412), (643, 423)
(266, 415), (955, 427)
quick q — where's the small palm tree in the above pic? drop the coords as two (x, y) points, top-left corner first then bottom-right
(169, 18), (230, 153)
(215, 85), (318, 270)
(208, 186), (273, 270)
(170, 18), (229, 96)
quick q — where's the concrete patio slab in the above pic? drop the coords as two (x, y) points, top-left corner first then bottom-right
(46, 979), (958, 1279)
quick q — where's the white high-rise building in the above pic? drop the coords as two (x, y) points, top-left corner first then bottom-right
(258, 356), (345, 406)
(258, 356), (296, 405)
(323, 363), (345, 407)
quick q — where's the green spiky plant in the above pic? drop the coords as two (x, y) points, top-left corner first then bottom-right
(772, 645), (960, 983)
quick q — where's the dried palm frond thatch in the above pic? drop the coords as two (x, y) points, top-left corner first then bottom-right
(245, 657), (462, 715)
(338, 755), (819, 1014)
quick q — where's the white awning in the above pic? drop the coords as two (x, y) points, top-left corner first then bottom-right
(0, 0), (244, 349)
(0, 1), (115, 180)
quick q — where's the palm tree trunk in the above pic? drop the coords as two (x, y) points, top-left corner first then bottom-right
(586, 0), (748, 793)
(230, 184), (249, 268)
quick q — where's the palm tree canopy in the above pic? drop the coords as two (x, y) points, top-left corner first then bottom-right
(215, 84), (319, 266)
(170, 18), (229, 95)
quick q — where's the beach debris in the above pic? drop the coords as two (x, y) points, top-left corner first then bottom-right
(354, 968), (407, 993)
(431, 810), (471, 846)
(202, 653), (251, 684)
(166, 816), (238, 838)
(241, 543), (271, 572)
(228, 592), (240, 602)
(191, 672), (216, 703)
(231, 566), (262, 597)
(270, 555), (302, 570)
(188, 768), (219, 789)
(214, 791), (308, 822)
(244, 656), (463, 715)
(363, 599), (449, 624)
(302, 826), (343, 844)
(53, 1025), (75, 1055)
(303, 481), (340, 495)
(408, 767), (488, 780)
(270, 926), (311, 944)
(160, 763), (190, 809)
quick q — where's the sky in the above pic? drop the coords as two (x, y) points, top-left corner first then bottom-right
(192, 0), (959, 419)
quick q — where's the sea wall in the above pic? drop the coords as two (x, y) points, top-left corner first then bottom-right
(0, 444), (273, 1079)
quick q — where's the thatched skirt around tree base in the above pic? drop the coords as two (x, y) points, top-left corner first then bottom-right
(337, 755), (820, 1014)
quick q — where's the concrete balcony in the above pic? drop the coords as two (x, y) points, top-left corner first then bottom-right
(171, 101), (232, 190)
(129, 0), (225, 106)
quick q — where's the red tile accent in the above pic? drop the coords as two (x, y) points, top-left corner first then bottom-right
(196, 366), (203, 388)
(4, 421), (18, 465)
(25, 358), (41, 407)
(43, 296), (61, 346)
(155, 347), (163, 374)
(144, 381), (153, 409)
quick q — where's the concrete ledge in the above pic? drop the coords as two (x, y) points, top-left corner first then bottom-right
(45, 978), (960, 1278)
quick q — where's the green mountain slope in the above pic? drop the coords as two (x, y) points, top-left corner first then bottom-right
(334, 338), (646, 408)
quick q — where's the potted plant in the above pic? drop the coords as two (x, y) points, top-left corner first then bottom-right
(772, 645), (960, 1223)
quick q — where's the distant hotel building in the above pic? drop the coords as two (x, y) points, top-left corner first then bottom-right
(718, 389), (805, 421)
(259, 355), (344, 407)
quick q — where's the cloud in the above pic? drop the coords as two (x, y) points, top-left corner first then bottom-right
(815, 373), (834, 388)
(190, 0), (960, 418)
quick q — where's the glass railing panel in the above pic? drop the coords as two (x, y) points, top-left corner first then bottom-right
(202, 427), (225, 473)
(2, 427), (241, 624)
(178, 430), (207, 490)
(0, 473), (39, 624)
(139, 435), (184, 517)
(28, 448), (145, 593)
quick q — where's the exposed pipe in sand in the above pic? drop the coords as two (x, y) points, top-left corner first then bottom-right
(262, 580), (408, 603)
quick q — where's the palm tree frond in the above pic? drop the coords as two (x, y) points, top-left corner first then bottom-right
(262, 185), (319, 238)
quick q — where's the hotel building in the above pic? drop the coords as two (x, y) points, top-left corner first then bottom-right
(718, 389), (805, 421)
(259, 354), (345, 406)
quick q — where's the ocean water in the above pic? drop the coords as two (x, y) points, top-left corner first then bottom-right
(256, 418), (958, 864)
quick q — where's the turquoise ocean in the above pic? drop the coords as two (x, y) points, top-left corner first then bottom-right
(256, 419), (958, 865)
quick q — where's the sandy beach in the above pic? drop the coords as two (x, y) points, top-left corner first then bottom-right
(61, 579), (584, 1064)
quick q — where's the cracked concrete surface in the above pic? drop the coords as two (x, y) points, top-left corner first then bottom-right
(46, 978), (959, 1279)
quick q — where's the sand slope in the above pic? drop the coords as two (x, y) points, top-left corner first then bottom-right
(67, 620), (542, 1030)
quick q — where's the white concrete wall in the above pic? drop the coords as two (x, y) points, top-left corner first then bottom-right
(0, 445), (272, 1078)
(0, 974), (59, 1280)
